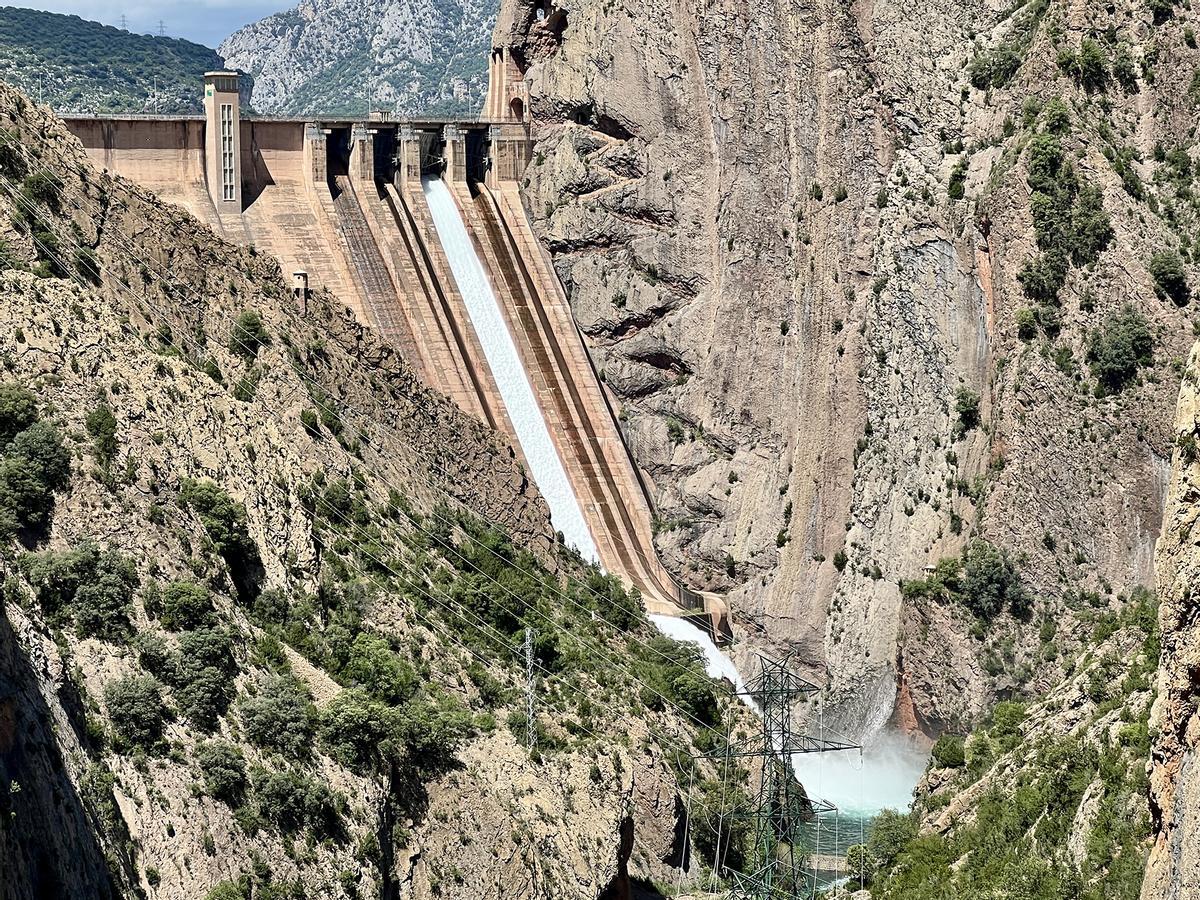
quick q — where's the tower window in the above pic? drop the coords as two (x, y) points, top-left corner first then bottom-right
(220, 103), (235, 201)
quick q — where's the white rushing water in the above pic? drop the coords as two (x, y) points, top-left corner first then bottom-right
(791, 731), (928, 816)
(649, 614), (926, 816)
(422, 177), (599, 562)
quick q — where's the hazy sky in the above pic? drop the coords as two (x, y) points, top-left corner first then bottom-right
(10, 1), (288, 48)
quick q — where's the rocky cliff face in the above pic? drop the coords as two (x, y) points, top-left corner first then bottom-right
(1145, 341), (1200, 899)
(0, 83), (719, 899)
(220, 0), (497, 117)
(495, 0), (1200, 737)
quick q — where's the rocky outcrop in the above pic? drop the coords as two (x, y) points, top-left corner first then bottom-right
(495, 0), (1200, 737)
(220, 0), (497, 117)
(1146, 341), (1200, 899)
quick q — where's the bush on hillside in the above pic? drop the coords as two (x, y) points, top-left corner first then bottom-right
(1088, 305), (1154, 393)
(158, 580), (215, 631)
(340, 632), (416, 705)
(84, 401), (118, 468)
(1149, 250), (1191, 305)
(931, 734), (966, 768)
(21, 544), (138, 638)
(0, 383), (38, 447)
(104, 675), (168, 751)
(239, 676), (314, 759)
(229, 311), (270, 360)
(251, 766), (339, 835)
(196, 740), (247, 803)
(0, 398), (71, 540)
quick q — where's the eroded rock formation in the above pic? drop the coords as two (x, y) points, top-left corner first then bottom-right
(495, 0), (1200, 739)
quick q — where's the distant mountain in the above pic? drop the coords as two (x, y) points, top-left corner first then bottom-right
(0, 6), (233, 114)
(219, 0), (497, 118)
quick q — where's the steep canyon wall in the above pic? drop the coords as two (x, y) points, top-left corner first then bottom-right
(495, 0), (1200, 735)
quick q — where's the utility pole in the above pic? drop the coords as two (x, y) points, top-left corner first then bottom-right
(119, 14), (127, 30)
(152, 76), (158, 114)
(697, 652), (861, 900)
(524, 626), (536, 751)
(157, 20), (165, 37)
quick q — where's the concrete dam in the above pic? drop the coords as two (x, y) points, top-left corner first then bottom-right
(63, 68), (725, 636)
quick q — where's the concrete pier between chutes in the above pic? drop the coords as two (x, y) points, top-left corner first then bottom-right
(60, 70), (729, 642)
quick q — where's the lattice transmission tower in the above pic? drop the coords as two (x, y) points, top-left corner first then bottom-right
(700, 652), (860, 900)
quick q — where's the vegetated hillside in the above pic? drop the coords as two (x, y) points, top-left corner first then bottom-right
(853, 590), (1157, 898)
(495, 0), (1199, 748)
(0, 82), (735, 899)
(0, 7), (233, 114)
(219, 0), (497, 118)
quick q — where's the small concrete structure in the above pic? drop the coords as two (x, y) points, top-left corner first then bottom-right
(442, 124), (467, 184)
(349, 124), (375, 182)
(202, 71), (242, 212)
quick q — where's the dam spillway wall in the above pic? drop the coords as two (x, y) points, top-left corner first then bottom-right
(59, 84), (726, 634)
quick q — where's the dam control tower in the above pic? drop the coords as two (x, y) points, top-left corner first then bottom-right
(202, 71), (242, 213)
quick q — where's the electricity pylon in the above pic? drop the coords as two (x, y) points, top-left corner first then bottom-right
(699, 652), (860, 900)
(524, 626), (536, 751)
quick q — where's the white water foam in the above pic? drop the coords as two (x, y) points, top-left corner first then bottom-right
(649, 614), (926, 815)
(422, 177), (599, 562)
(790, 730), (928, 816)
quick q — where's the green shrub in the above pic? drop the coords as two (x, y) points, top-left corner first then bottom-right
(205, 879), (251, 900)
(393, 691), (475, 775)
(1041, 97), (1070, 133)
(0, 383), (38, 447)
(962, 540), (1030, 621)
(251, 765), (339, 834)
(196, 740), (247, 803)
(239, 676), (314, 759)
(969, 48), (1023, 89)
(20, 171), (61, 213)
(954, 388), (980, 434)
(104, 675), (168, 751)
(1019, 134), (1111, 303)
(1076, 39), (1109, 92)
(85, 402), (118, 468)
(931, 734), (966, 768)
(341, 633), (415, 704)
(1088, 305), (1153, 393)
(1149, 250), (1190, 305)
(1149, 0), (1175, 24)
(179, 479), (256, 559)
(229, 311), (270, 360)
(317, 688), (396, 771)
(868, 809), (919, 872)
(1015, 307), (1037, 340)
(71, 552), (138, 640)
(158, 580), (215, 631)
(177, 665), (234, 731)
(947, 158), (968, 200)
(21, 545), (137, 638)
(300, 408), (320, 437)
(902, 541), (1028, 622)
(0, 418), (71, 540)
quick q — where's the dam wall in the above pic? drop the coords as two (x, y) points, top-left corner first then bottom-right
(59, 74), (726, 635)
